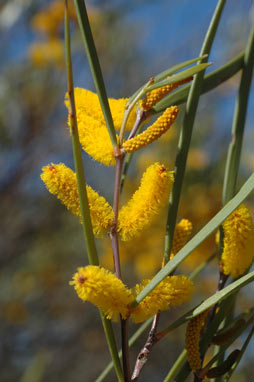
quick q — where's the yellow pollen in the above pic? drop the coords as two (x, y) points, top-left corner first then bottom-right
(122, 106), (179, 153)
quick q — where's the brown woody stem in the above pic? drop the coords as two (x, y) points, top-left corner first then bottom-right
(131, 312), (161, 381)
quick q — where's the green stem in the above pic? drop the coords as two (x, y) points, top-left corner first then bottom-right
(120, 112), (147, 192)
(153, 51), (244, 111)
(163, 349), (187, 382)
(222, 24), (254, 204)
(213, 23), (254, 378)
(100, 313), (124, 382)
(65, 5), (123, 381)
(65, 0), (98, 267)
(164, 0), (227, 263)
(73, 0), (117, 146)
(120, 152), (133, 192)
(96, 318), (153, 382)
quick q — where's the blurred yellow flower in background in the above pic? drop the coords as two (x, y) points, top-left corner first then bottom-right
(29, 39), (65, 68)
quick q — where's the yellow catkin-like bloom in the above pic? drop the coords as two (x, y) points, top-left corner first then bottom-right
(118, 163), (174, 241)
(185, 310), (209, 371)
(131, 275), (194, 323)
(65, 88), (137, 166)
(70, 266), (134, 321)
(40, 163), (114, 237)
(122, 106), (179, 153)
(170, 219), (193, 259)
(221, 204), (254, 278)
(31, 0), (76, 37)
(141, 77), (193, 111)
(29, 39), (65, 68)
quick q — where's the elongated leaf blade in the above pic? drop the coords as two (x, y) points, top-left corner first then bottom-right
(154, 54), (208, 82)
(146, 63), (212, 91)
(128, 55), (208, 105)
(152, 52), (244, 111)
(166, 271), (254, 332)
(132, 172), (254, 307)
(223, 325), (254, 381)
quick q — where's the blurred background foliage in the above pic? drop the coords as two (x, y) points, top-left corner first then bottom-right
(0, 0), (254, 381)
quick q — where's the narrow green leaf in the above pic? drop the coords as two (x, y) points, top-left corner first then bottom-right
(202, 314), (254, 372)
(100, 313), (125, 382)
(173, 271), (254, 331)
(175, 311), (254, 382)
(64, 0), (98, 267)
(168, 309), (253, 382)
(146, 63), (212, 91)
(128, 55), (208, 106)
(206, 350), (241, 378)
(152, 51), (244, 112)
(154, 55), (208, 82)
(73, 0), (117, 146)
(132, 171), (254, 307)
(222, 25), (254, 204)
(214, 24), (254, 373)
(65, 5), (123, 381)
(223, 324), (254, 381)
(163, 0), (226, 264)
(163, 349), (187, 382)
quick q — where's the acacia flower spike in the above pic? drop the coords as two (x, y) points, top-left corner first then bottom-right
(65, 88), (137, 166)
(70, 266), (134, 321)
(170, 219), (193, 259)
(119, 77), (154, 143)
(131, 275), (194, 323)
(141, 77), (192, 111)
(220, 204), (254, 278)
(118, 163), (174, 241)
(122, 106), (179, 153)
(41, 163), (114, 237)
(185, 310), (209, 372)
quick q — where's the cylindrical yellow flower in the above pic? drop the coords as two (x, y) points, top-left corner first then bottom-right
(185, 310), (209, 371)
(220, 204), (254, 278)
(31, 0), (76, 37)
(29, 39), (65, 68)
(41, 163), (114, 237)
(70, 266), (134, 321)
(122, 106), (179, 153)
(170, 219), (193, 259)
(65, 88), (137, 166)
(131, 275), (194, 323)
(141, 77), (192, 111)
(118, 163), (174, 241)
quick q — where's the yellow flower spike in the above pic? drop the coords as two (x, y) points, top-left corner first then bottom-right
(186, 310), (209, 372)
(170, 219), (193, 259)
(141, 77), (193, 111)
(122, 106), (179, 153)
(31, 0), (76, 37)
(29, 39), (65, 68)
(118, 163), (174, 241)
(221, 204), (254, 278)
(40, 163), (114, 237)
(65, 88), (137, 165)
(70, 266), (134, 321)
(131, 275), (194, 323)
